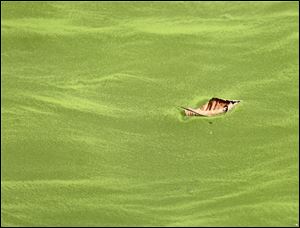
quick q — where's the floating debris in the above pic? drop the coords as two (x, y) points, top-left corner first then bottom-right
(182, 97), (240, 117)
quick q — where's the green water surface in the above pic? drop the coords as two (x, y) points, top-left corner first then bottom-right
(1, 2), (299, 227)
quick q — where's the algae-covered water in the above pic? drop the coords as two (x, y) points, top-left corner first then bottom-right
(1, 2), (299, 227)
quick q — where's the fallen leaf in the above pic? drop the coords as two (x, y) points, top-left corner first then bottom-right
(182, 97), (240, 117)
